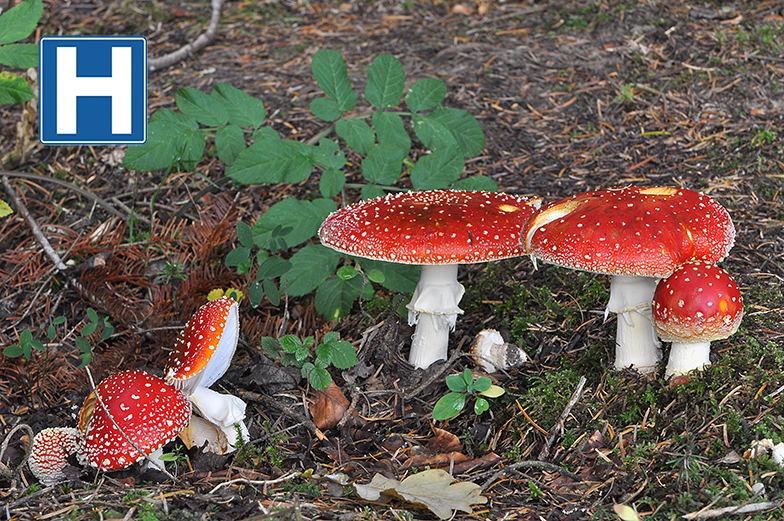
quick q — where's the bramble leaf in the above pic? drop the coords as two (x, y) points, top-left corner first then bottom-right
(252, 197), (336, 250)
(365, 54), (405, 109)
(362, 144), (404, 185)
(310, 97), (343, 122)
(212, 82), (266, 128)
(175, 87), (229, 127)
(215, 124), (246, 166)
(0, 70), (35, 104)
(372, 111), (411, 155)
(311, 49), (357, 111)
(280, 244), (341, 297)
(405, 78), (447, 112)
(0, 43), (38, 68)
(336, 118), (375, 155)
(0, 0), (43, 45)
(410, 145), (463, 190)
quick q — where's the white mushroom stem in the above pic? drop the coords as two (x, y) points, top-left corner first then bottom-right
(665, 341), (711, 378)
(406, 264), (465, 369)
(189, 386), (249, 451)
(143, 447), (166, 473)
(606, 275), (661, 374)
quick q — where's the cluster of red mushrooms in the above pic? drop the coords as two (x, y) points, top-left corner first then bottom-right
(28, 186), (743, 486)
(28, 296), (246, 485)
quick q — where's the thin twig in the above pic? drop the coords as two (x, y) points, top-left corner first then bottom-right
(209, 470), (301, 494)
(237, 389), (328, 441)
(0, 423), (35, 492)
(481, 460), (582, 491)
(682, 500), (784, 520)
(538, 375), (587, 461)
(148, 0), (225, 71)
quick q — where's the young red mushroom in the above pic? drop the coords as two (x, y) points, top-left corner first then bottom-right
(521, 186), (735, 374)
(319, 190), (541, 369)
(28, 427), (83, 485)
(653, 261), (744, 377)
(165, 296), (248, 452)
(77, 370), (191, 472)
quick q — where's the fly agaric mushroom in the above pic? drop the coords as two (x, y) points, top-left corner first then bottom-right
(28, 427), (83, 485)
(77, 370), (191, 472)
(165, 296), (248, 452)
(319, 190), (541, 369)
(521, 186), (735, 374)
(653, 261), (743, 377)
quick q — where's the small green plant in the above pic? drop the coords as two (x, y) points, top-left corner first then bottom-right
(751, 129), (776, 148)
(0, 0), (42, 105)
(614, 83), (635, 104)
(432, 369), (505, 420)
(261, 331), (358, 390)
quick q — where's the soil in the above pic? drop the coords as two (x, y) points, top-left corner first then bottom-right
(1, 0), (784, 519)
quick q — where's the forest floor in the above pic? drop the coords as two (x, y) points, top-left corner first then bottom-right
(1, 0), (784, 519)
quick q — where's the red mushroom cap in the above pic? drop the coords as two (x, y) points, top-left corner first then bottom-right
(164, 296), (239, 394)
(78, 370), (191, 471)
(318, 190), (542, 265)
(653, 261), (744, 342)
(521, 187), (735, 277)
(28, 427), (83, 485)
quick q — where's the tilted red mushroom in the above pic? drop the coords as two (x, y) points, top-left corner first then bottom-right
(521, 186), (735, 373)
(653, 261), (743, 377)
(165, 296), (248, 452)
(319, 190), (542, 369)
(28, 427), (83, 485)
(77, 370), (191, 471)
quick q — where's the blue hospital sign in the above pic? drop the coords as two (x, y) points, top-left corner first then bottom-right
(39, 36), (147, 145)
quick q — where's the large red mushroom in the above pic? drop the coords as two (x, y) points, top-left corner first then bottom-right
(319, 190), (541, 369)
(653, 261), (743, 377)
(77, 370), (191, 472)
(521, 186), (735, 374)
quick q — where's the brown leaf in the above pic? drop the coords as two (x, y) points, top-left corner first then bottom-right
(425, 427), (463, 453)
(310, 382), (350, 429)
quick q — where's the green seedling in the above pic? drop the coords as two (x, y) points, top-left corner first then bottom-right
(432, 369), (505, 420)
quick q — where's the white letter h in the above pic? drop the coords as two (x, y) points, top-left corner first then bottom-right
(56, 46), (133, 135)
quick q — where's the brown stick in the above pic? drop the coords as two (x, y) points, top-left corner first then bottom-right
(148, 0), (225, 72)
(538, 375), (587, 461)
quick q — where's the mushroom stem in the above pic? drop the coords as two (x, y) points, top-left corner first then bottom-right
(606, 275), (661, 373)
(665, 341), (711, 378)
(406, 264), (465, 369)
(189, 386), (249, 450)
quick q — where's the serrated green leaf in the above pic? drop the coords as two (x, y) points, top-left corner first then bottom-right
(372, 111), (411, 155)
(253, 125), (279, 142)
(474, 397), (489, 415)
(260, 336), (281, 356)
(280, 244), (341, 297)
(446, 374), (468, 392)
(428, 107), (485, 158)
(410, 146), (464, 190)
(178, 129), (207, 170)
(310, 97), (343, 122)
(361, 144), (404, 185)
(360, 184), (386, 201)
(314, 342), (333, 366)
(227, 138), (313, 185)
(175, 87), (229, 127)
(0, 43), (37, 68)
(236, 221), (254, 248)
(336, 118), (375, 155)
(451, 175), (498, 192)
(122, 109), (199, 171)
(312, 138), (346, 170)
(311, 49), (357, 111)
(432, 392), (466, 420)
(0, 70), (34, 104)
(314, 275), (363, 320)
(225, 246), (251, 267)
(305, 365), (333, 390)
(279, 335), (303, 352)
(319, 168), (345, 198)
(329, 341), (358, 369)
(212, 82), (266, 128)
(252, 197), (336, 250)
(3, 344), (24, 358)
(412, 113), (458, 152)
(405, 77), (447, 112)
(365, 54), (405, 109)
(215, 124), (246, 166)
(0, 0), (43, 45)
(354, 257), (420, 293)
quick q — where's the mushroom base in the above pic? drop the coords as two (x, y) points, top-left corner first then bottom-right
(190, 386), (249, 451)
(608, 275), (662, 374)
(665, 341), (711, 378)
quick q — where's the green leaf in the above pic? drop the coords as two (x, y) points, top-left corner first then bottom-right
(256, 255), (292, 279)
(53, 316), (66, 325)
(3, 344), (24, 358)
(236, 221), (254, 248)
(336, 118), (375, 155)
(474, 397), (489, 415)
(101, 323), (114, 342)
(225, 246), (251, 267)
(227, 138), (313, 185)
(263, 278), (281, 306)
(279, 335), (303, 353)
(428, 107), (485, 158)
(365, 54), (405, 109)
(175, 87), (229, 127)
(360, 184), (386, 201)
(19, 329), (33, 346)
(248, 281), (263, 308)
(361, 144), (404, 185)
(215, 124), (246, 166)
(0, 43), (37, 68)
(432, 392), (466, 420)
(366, 269), (384, 284)
(87, 308), (99, 324)
(405, 78), (447, 112)
(312, 138), (346, 171)
(451, 175), (498, 192)
(76, 352), (91, 369)
(280, 244), (341, 297)
(473, 376), (492, 393)
(252, 197), (336, 251)
(30, 339), (45, 351)
(460, 369), (474, 387)
(314, 275), (363, 320)
(328, 340), (359, 369)
(412, 113), (458, 152)
(410, 145), (464, 190)
(178, 129), (207, 171)
(372, 111), (411, 155)
(314, 342), (333, 366)
(122, 109), (199, 171)
(212, 82), (266, 128)
(0, 70), (34, 104)
(311, 49), (357, 111)
(354, 258), (420, 293)
(319, 168), (345, 198)
(253, 125), (279, 142)
(337, 265), (358, 280)
(446, 374), (468, 393)
(75, 336), (91, 353)
(47, 324), (56, 341)
(305, 365), (332, 391)
(310, 97), (343, 122)
(81, 323), (97, 337)
(0, 0), (43, 45)
(261, 336), (281, 356)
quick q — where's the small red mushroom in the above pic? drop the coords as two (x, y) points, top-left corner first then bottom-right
(653, 261), (743, 377)
(28, 427), (83, 485)
(77, 370), (191, 471)
(319, 190), (541, 369)
(521, 186), (735, 373)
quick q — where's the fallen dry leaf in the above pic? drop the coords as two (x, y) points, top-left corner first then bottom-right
(310, 381), (350, 429)
(354, 468), (487, 519)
